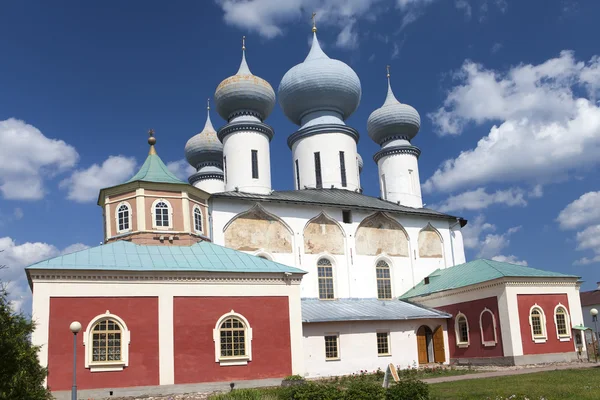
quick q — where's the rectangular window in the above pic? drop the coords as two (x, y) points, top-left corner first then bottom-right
(224, 156), (227, 184)
(295, 159), (301, 189)
(339, 151), (347, 187)
(314, 152), (322, 189)
(342, 210), (352, 224)
(251, 150), (259, 179)
(377, 332), (390, 355)
(324, 334), (339, 360)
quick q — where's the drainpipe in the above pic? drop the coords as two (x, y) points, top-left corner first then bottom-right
(449, 218), (461, 266)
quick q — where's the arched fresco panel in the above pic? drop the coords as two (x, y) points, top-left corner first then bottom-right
(304, 213), (345, 255)
(355, 212), (408, 256)
(418, 224), (443, 258)
(224, 205), (292, 253)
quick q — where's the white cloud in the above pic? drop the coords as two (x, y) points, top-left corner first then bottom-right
(462, 214), (495, 249)
(576, 225), (600, 252)
(491, 254), (528, 266)
(424, 51), (600, 194)
(461, 215), (523, 260)
(0, 118), (79, 200)
(13, 208), (23, 220)
(335, 21), (358, 49)
(435, 187), (527, 212)
(557, 191), (600, 229)
(491, 42), (503, 54)
(455, 0), (472, 20)
(167, 159), (196, 182)
(62, 243), (90, 255)
(60, 156), (137, 203)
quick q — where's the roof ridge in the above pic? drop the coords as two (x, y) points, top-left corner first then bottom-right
(480, 259), (507, 277)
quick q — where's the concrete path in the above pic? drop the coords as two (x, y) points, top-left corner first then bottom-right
(422, 362), (599, 384)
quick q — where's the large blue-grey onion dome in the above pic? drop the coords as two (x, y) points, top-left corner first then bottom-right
(214, 41), (276, 122)
(185, 104), (223, 168)
(367, 74), (420, 145)
(278, 31), (362, 126)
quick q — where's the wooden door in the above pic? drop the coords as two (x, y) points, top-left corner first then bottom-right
(433, 325), (446, 363)
(417, 326), (428, 364)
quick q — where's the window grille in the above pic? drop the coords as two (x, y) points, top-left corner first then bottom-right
(314, 152), (322, 189)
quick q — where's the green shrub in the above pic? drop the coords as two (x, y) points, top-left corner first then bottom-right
(283, 374), (305, 381)
(386, 377), (430, 400)
(343, 380), (385, 400)
(285, 382), (343, 400)
(209, 389), (264, 400)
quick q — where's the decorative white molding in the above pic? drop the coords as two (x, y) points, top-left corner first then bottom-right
(553, 303), (572, 341)
(151, 198), (174, 230)
(115, 201), (132, 234)
(182, 192), (191, 232)
(528, 304), (547, 343)
(479, 308), (498, 347)
(213, 310), (253, 365)
(83, 310), (131, 372)
(454, 311), (470, 348)
(136, 188), (146, 230)
(192, 204), (204, 234)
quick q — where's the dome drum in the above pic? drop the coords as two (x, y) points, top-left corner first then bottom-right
(287, 124), (359, 149)
(217, 121), (275, 142)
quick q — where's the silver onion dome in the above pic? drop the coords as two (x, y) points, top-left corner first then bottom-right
(185, 101), (223, 169)
(278, 30), (361, 126)
(214, 37), (276, 122)
(367, 69), (420, 145)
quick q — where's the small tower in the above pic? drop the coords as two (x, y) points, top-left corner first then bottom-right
(214, 36), (276, 194)
(367, 66), (423, 207)
(278, 14), (362, 191)
(185, 99), (225, 194)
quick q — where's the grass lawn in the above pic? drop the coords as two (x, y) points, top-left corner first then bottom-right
(430, 367), (600, 400)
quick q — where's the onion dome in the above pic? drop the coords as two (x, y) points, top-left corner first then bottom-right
(185, 100), (223, 169)
(367, 67), (421, 145)
(214, 37), (276, 122)
(278, 28), (361, 126)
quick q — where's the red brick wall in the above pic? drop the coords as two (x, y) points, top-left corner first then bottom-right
(47, 297), (159, 391)
(517, 294), (574, 355)
(173, 296), (292, 384)
(436, 296), (504, 359)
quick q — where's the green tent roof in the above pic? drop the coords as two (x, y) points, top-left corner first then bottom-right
(126, 148), (184, 184)
(400, 259), (579, 300)
(26, 240), (305, 274)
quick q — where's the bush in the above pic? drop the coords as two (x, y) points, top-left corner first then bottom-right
(285, 382), (343, 400)
(283, 374), (305, 381)
(386, 377), (430, 400)
(343, 380), (385, 400)
(210, 389), (273, 400)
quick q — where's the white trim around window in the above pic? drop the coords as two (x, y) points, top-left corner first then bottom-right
(479, 308), (498, 347)
(83, 311), (131, 372)
(115, 201), (132, 234)
(213, 310), (253, 366)
(324, 333), (340, 361)
(151, 198), (173, 229)
(529, 304), (547, 343)
(554, 304), (572, 341)
(455, 312), (470, 348)
(193, 205), (203, 234)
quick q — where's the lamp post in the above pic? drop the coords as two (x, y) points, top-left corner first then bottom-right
(590, 308), (598, 362)
(70, 321), (82, 400)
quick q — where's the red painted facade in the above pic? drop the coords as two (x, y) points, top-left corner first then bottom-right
(48, 297), (159, 391)
(517, 294), (574, 355)
(436, 296), (504, 359)
(173, 296), (292, 384)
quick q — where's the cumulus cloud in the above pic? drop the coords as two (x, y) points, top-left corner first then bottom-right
(424, 51), (600, 194)
(461, 215), (524, 262)
(491, 254), (528, 266)
(13, 208), (23, 220)
(60, 156), (137, 203)
(335, 21), (359, 49)
(557, 191), (600, 230)
(455, 0), (472, 20)
(167, 159), (196, 182)
(435, 187), (527, 212)
(0, 118), (79, 200)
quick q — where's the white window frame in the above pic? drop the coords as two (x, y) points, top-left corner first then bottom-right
(376, 330), (391, 357)
(324, 333), (340, 361)
(455, 312), (470, 348)
(115, 202), (132, 234)
(529, 304), (547, 343)
(317, 256), (336, 300)
(554, 304), (572, 341)
(151, 198), (173, 229)
(479, 308), (498, 347)
(375, 258), (393, 300)
(193, 205), (203, 234)
(83, 311), (131, 372)
(213, 310), (253, 366)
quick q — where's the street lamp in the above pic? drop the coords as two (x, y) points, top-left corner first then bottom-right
(590, 308), (598, 361)
(70, 321), (82, 400)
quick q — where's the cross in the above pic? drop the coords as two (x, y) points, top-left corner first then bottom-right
(207, 98), (210, 110)
(242, 35), (246, 50)
(311, 12), (317, 32)
(148, 129), (155, 138)
(386, 65), (390, 78)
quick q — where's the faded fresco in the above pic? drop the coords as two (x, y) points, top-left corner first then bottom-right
(418, 225), (443, 258)
(304, 213), (345, 255)
(224, 205), (293, 253)
(355, 212), (409, 256)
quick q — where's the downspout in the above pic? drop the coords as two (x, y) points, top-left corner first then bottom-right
(449, 218), (461, 267)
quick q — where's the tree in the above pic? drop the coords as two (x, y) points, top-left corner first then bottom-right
(0, 260), (52, 400)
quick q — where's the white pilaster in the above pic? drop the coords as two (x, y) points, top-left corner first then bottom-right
(105, 203), (112, 239)
(158, 294), (174, 385)
(182, 192), (191, 232)
(136, 188), (146, 230)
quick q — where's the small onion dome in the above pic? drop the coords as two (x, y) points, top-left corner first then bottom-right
(278, 31), (362, 126)
(357, 153), (363, 173)
(214, 38), (276, 122)
(185, 102), (223, 168)
(367, 71), (420, 145)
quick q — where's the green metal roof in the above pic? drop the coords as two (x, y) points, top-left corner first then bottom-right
(126, 149), (184, 184)
(26, 240), (305, 274)
(400, 259), (579, 300)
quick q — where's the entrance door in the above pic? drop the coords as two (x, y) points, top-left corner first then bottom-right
(433, 325), (446, 363)
(417, 325), (432, 364)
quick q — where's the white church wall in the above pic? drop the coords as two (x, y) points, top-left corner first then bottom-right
(222, 131), (272, 194)
(193, 178), (225, 194)
(377, 152), (422, 208)
(302, 318), (449, 378)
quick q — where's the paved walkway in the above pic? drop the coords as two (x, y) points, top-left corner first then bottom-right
(422, 362), (598, 384)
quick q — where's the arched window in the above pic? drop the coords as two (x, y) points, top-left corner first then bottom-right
(317, 258), (334, 300)
(116, 203), (131, 233)
(83, 312), (130, 372)
(479, 308), (498, 347)
(554, 305), (571, 341)
(376, 260), (392, 300)
(455, 313), (469, 347)
(213, 311), (253, 365)
(152, 199), (172, 229)
(529, 305), (547, 343)
(193, 206), (203, 233)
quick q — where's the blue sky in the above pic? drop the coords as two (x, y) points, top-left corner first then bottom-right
(1, 0), (599, 312)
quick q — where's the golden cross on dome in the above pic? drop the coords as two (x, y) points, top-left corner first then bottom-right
(242, 35), (246, 50)
(207, 98), (211, 110)
(311, 12), (317, 32)
(386, 65), (391, 79)
(147, 129), (156, 153)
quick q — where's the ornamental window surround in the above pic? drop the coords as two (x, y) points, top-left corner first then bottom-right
(193, 205), (203, 233)
(213, 311), (253, 366)
(317, 258), (335, 300)
(324, 333), (340, 360)
(554, 304), (571, 341)
(83, 311), (130, 372)
(479, 308), (498, 347)
(151, 199), (173, 229)
(455, 312), (470, 347)
(529, 305), (547, 343)
(116, 202), (131, 233)
(376, 260), (392, 300)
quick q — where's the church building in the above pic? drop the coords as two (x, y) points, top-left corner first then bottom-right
(26, 22), (588, 395)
